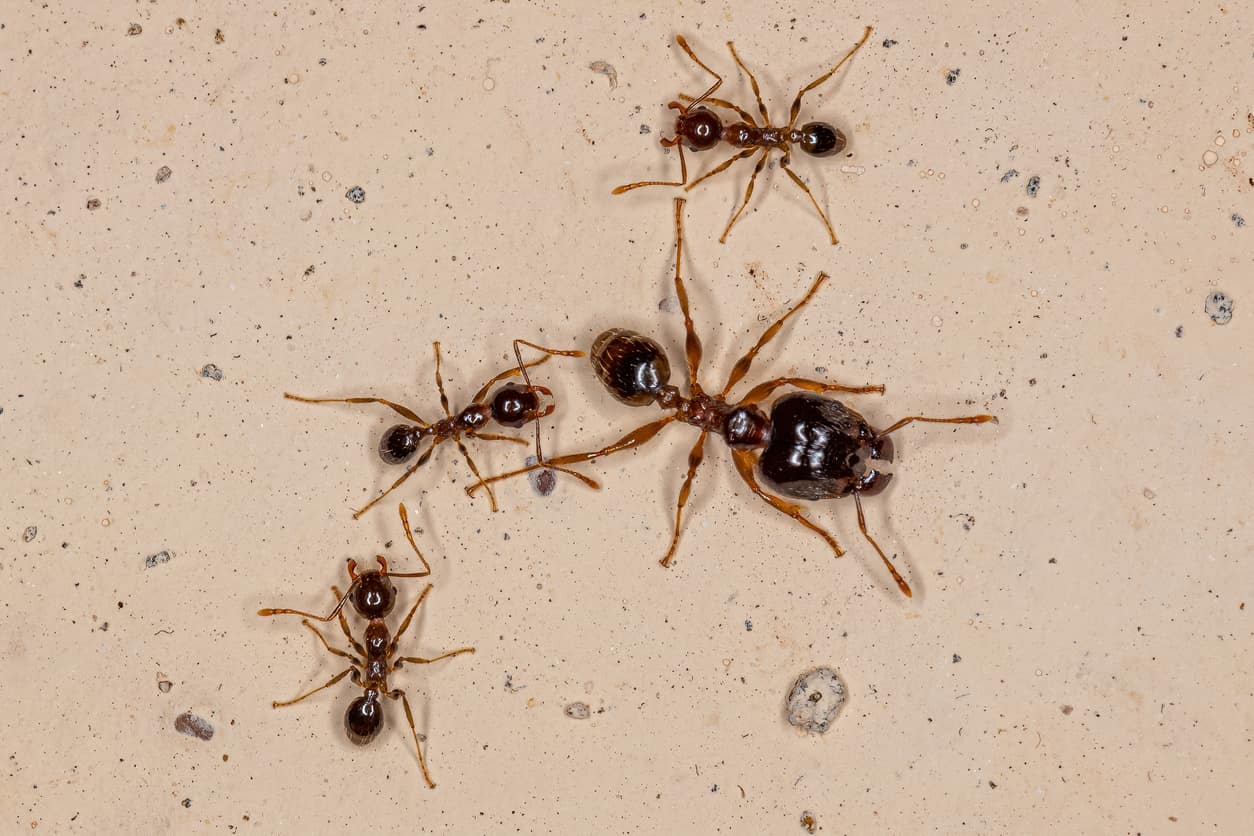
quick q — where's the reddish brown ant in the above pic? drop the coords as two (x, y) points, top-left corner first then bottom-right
(284, 339), (594, 519)
(467, 198), (997, 596)
(258, 502), (474, 789)
(614, 26), (873, 245)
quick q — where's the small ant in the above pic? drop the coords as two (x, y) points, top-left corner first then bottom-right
(258, 502), (474, 789)
(468, 198), (996, 596)
(284, 339), (594, 519)
(614, 26), (873, 245)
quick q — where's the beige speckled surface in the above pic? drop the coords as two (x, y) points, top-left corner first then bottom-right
(2, 1), (1251, 833)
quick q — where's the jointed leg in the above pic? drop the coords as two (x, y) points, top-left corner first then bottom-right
(781, 154), (839, 245)
(731, 449), (845, 557)
(726, 41), (770, 126)
(456, 438), (500, 512)
(671, 197), (703, 389)
(613, 136), (689, 193)
(431, 342), (452, 418)
(685, 146), (756, 192)
(470, 355), (551, 403)
(396, 648), (476, 667)
(330, 585), (368, 656)
(877, 414), (998, 437)
(283, 392), (427, 425)
(677, 93), (757, 126)
(741, 377), (885, 406)
(466, 416), (677, 497)
(719, 148), (770, 243)
(387, 582), (434, 655)
(301, 618), (361, 666)
(659, 431), (708, 568)
(393, 690), (436, 789)
(675, 35), (723, 109)
(786, 25), (873, 129)
(722, 272), (830, 396)
(258, 584), (356, 623)
(272, 667), (353, 709)
(397, 503), (433, 577)
(467, 431), (528, 445)
(855, 493), (911, 598)
(352, 441), (437, 520)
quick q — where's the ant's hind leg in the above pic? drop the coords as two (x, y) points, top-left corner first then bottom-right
(455, 439), (500, 512)
(781, 157), (839, 245)
(719, 149), (770, 243)
(300, 618), (361, 666)
(855, 493), (912, 598)
(740, 377), (885, 406)
(393, 690), (437, 789)
(395, 647), (476, 667)
(730, 449), (845, 557)
(271, 667), (354, 709)
(659, 431), (708, 568)
(351, 442), (437, 520)
(670, 198), (704, 388)
(685, 146), (756, 192)
(283, 393), (427, 426)
(722, 272), (831, 396)
(726, 41), (770, 126)
(386, 583), (433, 655)
(786, 25), (873, 130)
(613, 139), (689, 194)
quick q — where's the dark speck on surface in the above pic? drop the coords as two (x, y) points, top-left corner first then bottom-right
(22, 525), (37, 543)
(1204, 291), (1234, 325)
(145, 549), (174, 569)
(156, 166), (172, 184)
(946, 68), (960, 85)
(174, 712), (214, 741)
(952, 653), (962, 663)
(181, 798), (192, 809)
(74, 274), (85, 288)
(640, 124), (651, 134)
(1233, 213), (1246, 228)
(1174, 325), (1183, 338)
(999, 169), (1019, 183)
(1026, 175), (1041, 197)
(200, 363), (223, 381)
(745, 619), (753, 631)
(345, 185), (366, 204)
(881, 38), (897, 47)
(86, 198), (101, 210)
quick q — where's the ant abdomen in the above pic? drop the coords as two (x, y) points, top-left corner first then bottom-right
(345, 694), (384, 744)
(379, 424), (423, 465)
(796, 122), (846, 157)
(592, 329), (672, 406)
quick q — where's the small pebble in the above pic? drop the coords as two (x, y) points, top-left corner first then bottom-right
(22, 525), (37, 543)
(744, 619), (753, 631)
(345, 185), (366, 204)
(174, 712), (214, 741)
(999, 169), (1019, 183)
(86, 198), (101, 210)
(785, 667), (846, 734)
(127, 23), (142, 36)
(1233, 213), (1246, 228)
(200, 363), (224, 381)
(658, 295), (680, 313)
(564, 701), (590, 720)
(881, 39), (897, 48)
(1204, 291), (1233, 325)
(155, 166), (172, 184)
(158, 678), (173, 693)
(1026, 175), (1041, 197)
(525, 455), (557, 497)
(946, 68), (960, 85)
(181, 798), (192, 809)
(145, 549), (174, 569)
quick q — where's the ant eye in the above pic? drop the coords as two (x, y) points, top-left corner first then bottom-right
(378, 424), (420, 465)
(799, 122), (845, 157)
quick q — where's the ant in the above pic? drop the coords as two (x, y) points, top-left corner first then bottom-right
(284, 338), (595, 519)
(258, 502), (475, 789)
(467, 198), (997, 597)
(614, 26), (873, 245)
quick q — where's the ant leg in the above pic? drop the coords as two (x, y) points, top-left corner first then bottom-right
(613, 137), (689, 193)
(386, 583), (433, 655)
(393, 502), (434, 577)
(786, 25), (873, 130)
(391, 690), (437, 789)
(455, 438), (500, 512)
(722, 272), (829, 396)
(352, 441), (438, 520)
(271, 667), (354, 708)
(730, 449), (845, 557)
(678, 94), (758, 126)
(781, 151), (838, 245)
(726, 41), (770, 126)
(284, 392), (427, 426)
(467, 431), (528, 445)
(396, 648), (476, 667)
(685, 146), (756, 192)
(466, 416), (677, 496)
(469, 356), (551, 403)
(258, 584), (356, 622)
(740, 377), (885, 405)
(300, 618), (362, 666)
(855, 493), (912, 598)
(675, 35), (723, 108)
(718, 148), (770, 243)
(431, 342), (453, 418)
(659, 431), (708, 568)
(329, 585), (369, 656)
(877, 414), (999, 437)
(671, 197), (703, 389)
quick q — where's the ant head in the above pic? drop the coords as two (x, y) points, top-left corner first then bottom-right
(378, 424), (427, 465)
(349, 557), (397, 620)
(677, 106), (723, 151)
(591, 328), (672, 406)
(849, 430), (894, 496)
(344, 692), (384, 744)
(723, 405), (770, 449)
(797, 121), (846, 157)
(489, 383), (551, 428)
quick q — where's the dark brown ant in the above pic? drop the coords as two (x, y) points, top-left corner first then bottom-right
(258, 502), (474, 789)
(614, 26), (873, 245)
(284, 339), (594, 519)
(468, 198), (997, 597)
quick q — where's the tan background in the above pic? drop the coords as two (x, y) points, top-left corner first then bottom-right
(2, 1), (1251, 833)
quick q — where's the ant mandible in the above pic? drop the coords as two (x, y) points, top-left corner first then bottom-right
(614, 26), (873, 245)
(284, 338), (595, 519)
(468, 197), (997, 597)
(258, 502), (475, 789)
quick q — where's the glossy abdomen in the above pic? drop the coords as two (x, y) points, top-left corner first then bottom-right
(758, 394), (871, 500)
(591, 328), (671, 406)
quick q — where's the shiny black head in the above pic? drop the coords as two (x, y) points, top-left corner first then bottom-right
(723, 405), (770, 449)
(489, 383), (543, 428)
(677, 106), (723, 151)
(351, 572), (397, 620)
(379, 424), (424, 465)
(591, 329), (672, 406)
(344, 693), (384, 744)
(797, 122), (846, 157)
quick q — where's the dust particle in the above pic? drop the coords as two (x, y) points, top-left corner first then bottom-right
(564, 701), (590, 720)
(22, 525), (37, 543)
(181, 798), (192, 808)
(155, 166), (172, 184)
(588, 61), (618, 90)
(214, 29), (225, 44)
(1061, 704), (1074, 715)
(639, 124), (651, 134)
(345, 185), (366, 204)
(953, 653), (962, 663)
(881, 38), (897, 47)
(158, 677), (173, 693)
(999, 169), (1019, 183)
(174, 712), (214, 741)
(946, 68), (960, 85)
(1143, 487), (1156, 500)
(1026, 176), (1041, 197)
(126, 23), (142, 36)
(1233, 213), (1246, 228)
(800, 811), (818, 833)
(145, 549), (174, 569)
(86, 198), (101, 210)
(200, 363), (224, 381)
(658, 295), (680, 313)
(524, 455), (557, 497)
(745, 619), (753, 631)
(1174, 325), (1183, 338)
(1204, 291), (1233, 325)
(785, 667), (845, 734)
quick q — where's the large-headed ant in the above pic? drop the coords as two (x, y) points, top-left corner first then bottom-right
(258, 502), (474, 789)
(468, 198), (996, 597)
(284, 339), (594, 519)
(614, 26), (873, 245)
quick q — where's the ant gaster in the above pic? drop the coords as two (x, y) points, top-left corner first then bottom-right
(258, 502), (474, 789)
(614, 26), (873, 245)
(284, 339), (594, 519)
(468, 198), (997, 597)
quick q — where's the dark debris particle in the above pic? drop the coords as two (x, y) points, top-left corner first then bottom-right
(881, 38), (897, 48)
(158, 679), (173, 693)
(145, 549), (174, 569)
(74, 274), (85, 288)
(1026, 175), (1041, 197)
(999, 169), (1019, 183)
(1204, 291), (1234, 325)
(989, 780), (998, 789)
(345, 185), (366, 204)
(525, 455), (557, 497)
(174, 712), (214, 741)
(181, 798), (192, 809)
(1061, 704), (1074, 715)
(214, 28), (225, 44)
(1174, 325), (1183, 338)
(564, 701), (590, 720)
(801, 811), (818, 833)
(22, 526), (37, 543)
(200, 363), (224, 381)
(946, 68), (960, 85)
(155, 166), (172, 184)
(639, 124), (651, 134)
(744, 619), (753, 631)
(952, 653), (962, 663)
(127, 23), (142, 36)
(1232, 213), (1246, 228)
(86, 198), (101, 210)
(1028, 377), (1037, 386)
